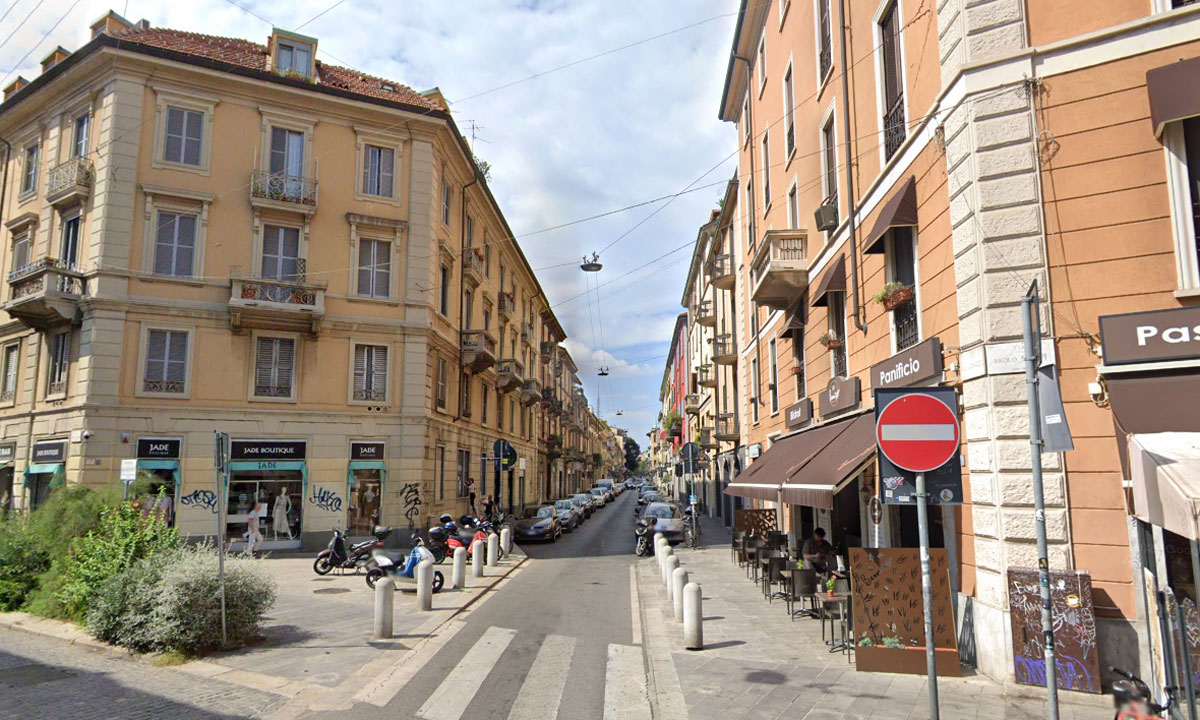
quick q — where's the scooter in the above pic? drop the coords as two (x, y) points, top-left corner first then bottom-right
(1110, 666), (1176, 720)
(365, 534), (445, 593)
(634, 518), (654, 556)
(313, 526), (392, 575)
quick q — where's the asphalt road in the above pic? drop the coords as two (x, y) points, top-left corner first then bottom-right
(307, 490), (648, 720)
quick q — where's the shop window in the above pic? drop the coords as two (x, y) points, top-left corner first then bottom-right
(254, 336), (295, 399)
(47, 330), (70, 397)
(348, 469), (381, 536)
(357, 238), (391, 298)
(227, 471), (301, 547)
(361, 144), (394, 198)
(144, 329), (188, 395)
(353, 344), (387, 402)
(153, 211), (197, 277)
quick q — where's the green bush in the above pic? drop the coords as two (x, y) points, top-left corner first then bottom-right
(85, 554), (165, 652)
(25, 484), (117, 549)
(0, 520), (47, 610)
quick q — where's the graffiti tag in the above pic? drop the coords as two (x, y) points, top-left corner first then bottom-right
(180, 489), (218, 514)
(401, 483), (421, 528)
(309, 487), (343, 513)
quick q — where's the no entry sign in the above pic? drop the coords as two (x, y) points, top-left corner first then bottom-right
(876, 391), (960, 473)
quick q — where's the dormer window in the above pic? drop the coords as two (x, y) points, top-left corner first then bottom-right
(272, 30), (315, 79)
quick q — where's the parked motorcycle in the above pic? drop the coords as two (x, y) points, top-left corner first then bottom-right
(313, 526), (393, 575)
(1110, 666), (1176, 720)
(634, 518), (654, 557)
(365, 533), (445, 593)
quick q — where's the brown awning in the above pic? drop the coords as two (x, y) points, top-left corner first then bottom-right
(810, 254), (846, 307)
(863, 176), (917, 254)
(724, 420), (848, 502)
(1104, 368), (1200, 476)
(1147, 56), (1200, 138)
(783, 298), (806, 337)
(1128, 433), (1200, 542)
(779, 413), (876, 509)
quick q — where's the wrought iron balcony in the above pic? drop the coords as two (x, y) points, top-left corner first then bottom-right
(716, 413), (739, 442)
(883, 95), (906, 160)
(462, 330), (497, 373)
(496, 358), (524, 392)
(684, 393), (701, 415)
(699, 426), (716, 449)
(520, 378), (542, 407)
(229, 274), (326, 335)
(462, 248), (484, 288)
(713, 334), (737, 365)
(750, 230), (809, 310)
(45, 158), (93, 207)
(498, 292), (515, 321)
(698, 363), (717, 388)
(5, 258), (86, 329)
(709, 253), (735, 290)
(249, 171), (318, 213)
(693, 299), (715, 327)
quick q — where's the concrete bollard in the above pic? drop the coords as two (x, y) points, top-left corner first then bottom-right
(472, 539), (484, 577)
(416, 560), (433, 611)
(487, 533), (500, 567)
(500, 527), (512, 555)
(452, 546), (467, 589)
(653, 532), (665, 547)
(683, 582), (703, 650)
(664, 555), (679, 591)
(659, 545), (673, 576)
(672, 568), (689, 621)
(373, 576), (394, 638)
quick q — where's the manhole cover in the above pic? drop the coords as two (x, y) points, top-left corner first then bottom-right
(0, 664), (76, 687)
(313, 587), (351, 595)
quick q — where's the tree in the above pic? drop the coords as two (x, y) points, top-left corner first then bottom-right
(623, 436), (640, 476)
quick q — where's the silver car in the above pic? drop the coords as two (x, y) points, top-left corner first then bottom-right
(640, 501), (684, 544)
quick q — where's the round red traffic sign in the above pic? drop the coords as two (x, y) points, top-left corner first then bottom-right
(875, 393), (960, 473)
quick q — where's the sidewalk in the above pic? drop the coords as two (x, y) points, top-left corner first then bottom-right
(638, 515), (1104, 720)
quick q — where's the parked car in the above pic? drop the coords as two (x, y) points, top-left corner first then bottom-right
(554, 498), (582, 531)
(639, 501), (684, 544)
(573, 493), (596, 517)
(515, 505), (562, 542)
(589, 487), (609, 507)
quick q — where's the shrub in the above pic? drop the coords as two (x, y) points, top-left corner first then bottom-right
(85, 554), (165, 652)
(0, 520), (47, 610)
(25, 484), (118, 550)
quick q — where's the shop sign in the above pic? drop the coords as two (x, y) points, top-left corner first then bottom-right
(350, 441), (385, 460)
(137, 438), (181, 459)
(32, 440), (66, 463)
(870, 337), (942, 389)
(0, 443), (15, 462)
(1099, 306), (1200, 365)
(819, 375), (860, 417)
(747, 443), (762, 459)
(784, 398), (813, 429)
(230, 439), (307, 461)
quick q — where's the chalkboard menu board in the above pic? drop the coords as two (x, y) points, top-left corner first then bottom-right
(1007, 568), (1101, 694)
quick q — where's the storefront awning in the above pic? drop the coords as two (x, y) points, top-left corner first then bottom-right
(810, 254), (846, 308)
(137, 459), (179, 471)
(1128, 433), (1200, 542)
(347, 460), (387, 488)
(863, 176), (917, 255)
(22, 462), (64, 488)
(783, 298), (806, 337)
(780, 413), (876, 509)
(1147, 56), (1200, 137)
(227, 460), (308, 486)
(1104, 369), (1200, 476)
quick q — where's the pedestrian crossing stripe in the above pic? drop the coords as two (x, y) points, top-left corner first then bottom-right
(417, 626), (517, 720)
(506, 634), (576, 720)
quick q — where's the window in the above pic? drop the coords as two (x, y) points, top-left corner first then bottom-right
(153, 211), (196, 277)
(48, 331), (70, 396)
(743, 95), (752, 145)
(163, 107), (203, 166)
(362, 145), (394, 197)
(11, 231), (29, 273)
(21, 144), (37, 196)
(484, 242), (491, 276)
(357, 238), (390, 298)
(483, 307), (491, 331)
(275, 39), (312, 77)
(254, 337), (295, 398)
(456, 449), (470, 498)
(269, 127), (304, 180)
(144, 329), (188, 394)
(261, 225), (300, 280)
(1171, 117), (1200, 287)
(783, 66), (795, 157)
(441, 180), (452, 225)
(792, 334), (806, 400)
(888, 227), (920, 351)
(828, 292), (848, 377)
(751, 357), (760, 423)
(757, 37), (766, 92)
(353, 344), (388, 401)
(436, 357), (447, 410)
(822, 115), (839, 212)
(463, 290), (474, 329)
(2, 343), (19, 402)
(817, 0), (833, 82)
(460, 372), (471, 416)
(465, 215), (475, 247)
(879, 1), (906, 160)
(761, 130), (771, 208)
(436, 445), (446, 501)
(481, 384), (489, 425)
(787, 183), (799, 228)
(60, 215), (80, 268)
(1173, 0), (1200, 7)
(439, 265), (450, 315)
(73, 114), (89, 158)
(769, 338), (779, 413)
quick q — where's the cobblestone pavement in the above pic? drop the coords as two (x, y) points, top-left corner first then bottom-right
(0, 629), (286, 720)
(640, 514), (1111, 720)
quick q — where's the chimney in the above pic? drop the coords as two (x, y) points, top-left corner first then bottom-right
(4, 77), (28, 101)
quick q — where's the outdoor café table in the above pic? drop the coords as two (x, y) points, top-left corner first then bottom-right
(819, 593), (852, 654)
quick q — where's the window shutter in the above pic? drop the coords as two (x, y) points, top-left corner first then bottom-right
(362, 147), (373, 194)
(276, 339), (294, 393)
(154, 213), (177, 275)
(374, 241), (390, 299)
(146, 329), (167, 382)
(5, 346), (17, 394)
(183, 110), (202, 166)
(165, 108), (184, 163)
(380, 148), (394, 198)
(255, 337), (275, 393)
(371, 346), (387, 395)
(357, 240), (373, 296)
(176, 215), (196, 276)
(353, 345), (367, 394)
(13, 234), (28, 271)
(166, 331), (188, 385)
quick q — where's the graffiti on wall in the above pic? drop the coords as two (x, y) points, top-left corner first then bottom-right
(1007, 568), (1101, 694)
(309, 487), (343, 513)
(401, 483), (421, 528)
(180, 489), (218, 513)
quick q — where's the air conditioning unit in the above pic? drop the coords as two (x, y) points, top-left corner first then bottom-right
(814, 201), (839, 231)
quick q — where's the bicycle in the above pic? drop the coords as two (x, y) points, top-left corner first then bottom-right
(685, 503), (700, 549)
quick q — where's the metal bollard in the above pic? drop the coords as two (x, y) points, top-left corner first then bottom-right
(664, 555), (679, 591)
(416, 560), (433, 611)
(452, 546), (467, 589)
(672, 568), (689, 621)
(373, 576), (394, 638)
(472, 539), (484, 577)
(487, 533), (500, 567)
(500, 527), (512, 556)
(683, 582), (703, 650)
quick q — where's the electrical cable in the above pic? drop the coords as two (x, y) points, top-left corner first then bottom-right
(295, 0), (346, 32)
(0, 0), (82, 90)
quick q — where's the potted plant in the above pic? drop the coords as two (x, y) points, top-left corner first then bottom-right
(818, 332), (841, 349)
(663, 409), (682, 437)
(825, 576), (837, 598)
(873, 281), (914, 311)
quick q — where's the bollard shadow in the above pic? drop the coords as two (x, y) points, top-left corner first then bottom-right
(703, 616), (725, 621)
(705, 640), (747, 650)
(744, 669), (787, 684)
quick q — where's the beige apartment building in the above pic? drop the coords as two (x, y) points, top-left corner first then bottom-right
(0, 11), (583, 551)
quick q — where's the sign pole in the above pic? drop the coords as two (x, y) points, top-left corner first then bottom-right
(915, 471), (940, 719)
(214, 431), (228, 648)
(1022, 281), (1060, 720)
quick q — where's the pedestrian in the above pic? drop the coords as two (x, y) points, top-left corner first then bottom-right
(801, 527), (835, 574)
(469, 480), (477, 517)
(482, 494), (494, 522)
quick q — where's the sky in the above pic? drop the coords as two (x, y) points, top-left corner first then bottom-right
(0, 0), (739, 448)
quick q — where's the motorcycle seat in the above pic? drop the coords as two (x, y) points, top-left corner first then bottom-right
(373, 548), (409, 564)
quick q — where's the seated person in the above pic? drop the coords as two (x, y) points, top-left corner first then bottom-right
(801, 527), (835, 573)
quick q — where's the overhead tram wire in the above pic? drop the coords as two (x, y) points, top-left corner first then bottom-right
(0, 0), (84, 89)
(294, 0), (346, 32)
(0, 0), (46, 58)
(0, 0), (24, 35)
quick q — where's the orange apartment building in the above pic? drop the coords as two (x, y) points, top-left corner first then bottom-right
(698, 0), (1200, 700)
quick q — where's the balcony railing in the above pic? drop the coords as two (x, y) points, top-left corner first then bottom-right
(692, 299), (715, 327)
(46, 157), (93, 206)
(699, 426), (716, 449)
(894, 295), (920, 351)
(5, 258), (86, 329)
(750, 230), (809, 310)
(498, 292), (515, 320)
(883, 96), (906, 160)
(522, 322), (534, 345)
(520, 378), (543, 407)
(229, 275), (326, 335)
(709, 253), (735, 290)
(698, 363), (717, 388)
(684, 393), (701, 415)
(250, 171), (318, 211)
(462, 249), (484, 287)
(713, 334), (736, 365)
(462, 330), (497, 373)
(496, 358), (524, 392)
(716, 413), (739, 442)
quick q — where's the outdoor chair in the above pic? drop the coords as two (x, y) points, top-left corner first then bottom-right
(731, 530), (745, 564)
(788, 568), (819, 620)
(765, 555), (789, 603)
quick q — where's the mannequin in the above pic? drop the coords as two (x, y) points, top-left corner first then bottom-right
(273, 491), (292, 540)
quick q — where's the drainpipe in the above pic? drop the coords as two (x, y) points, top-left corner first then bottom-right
(838, 0), (868, 335)
(454, 171), (479, 422)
